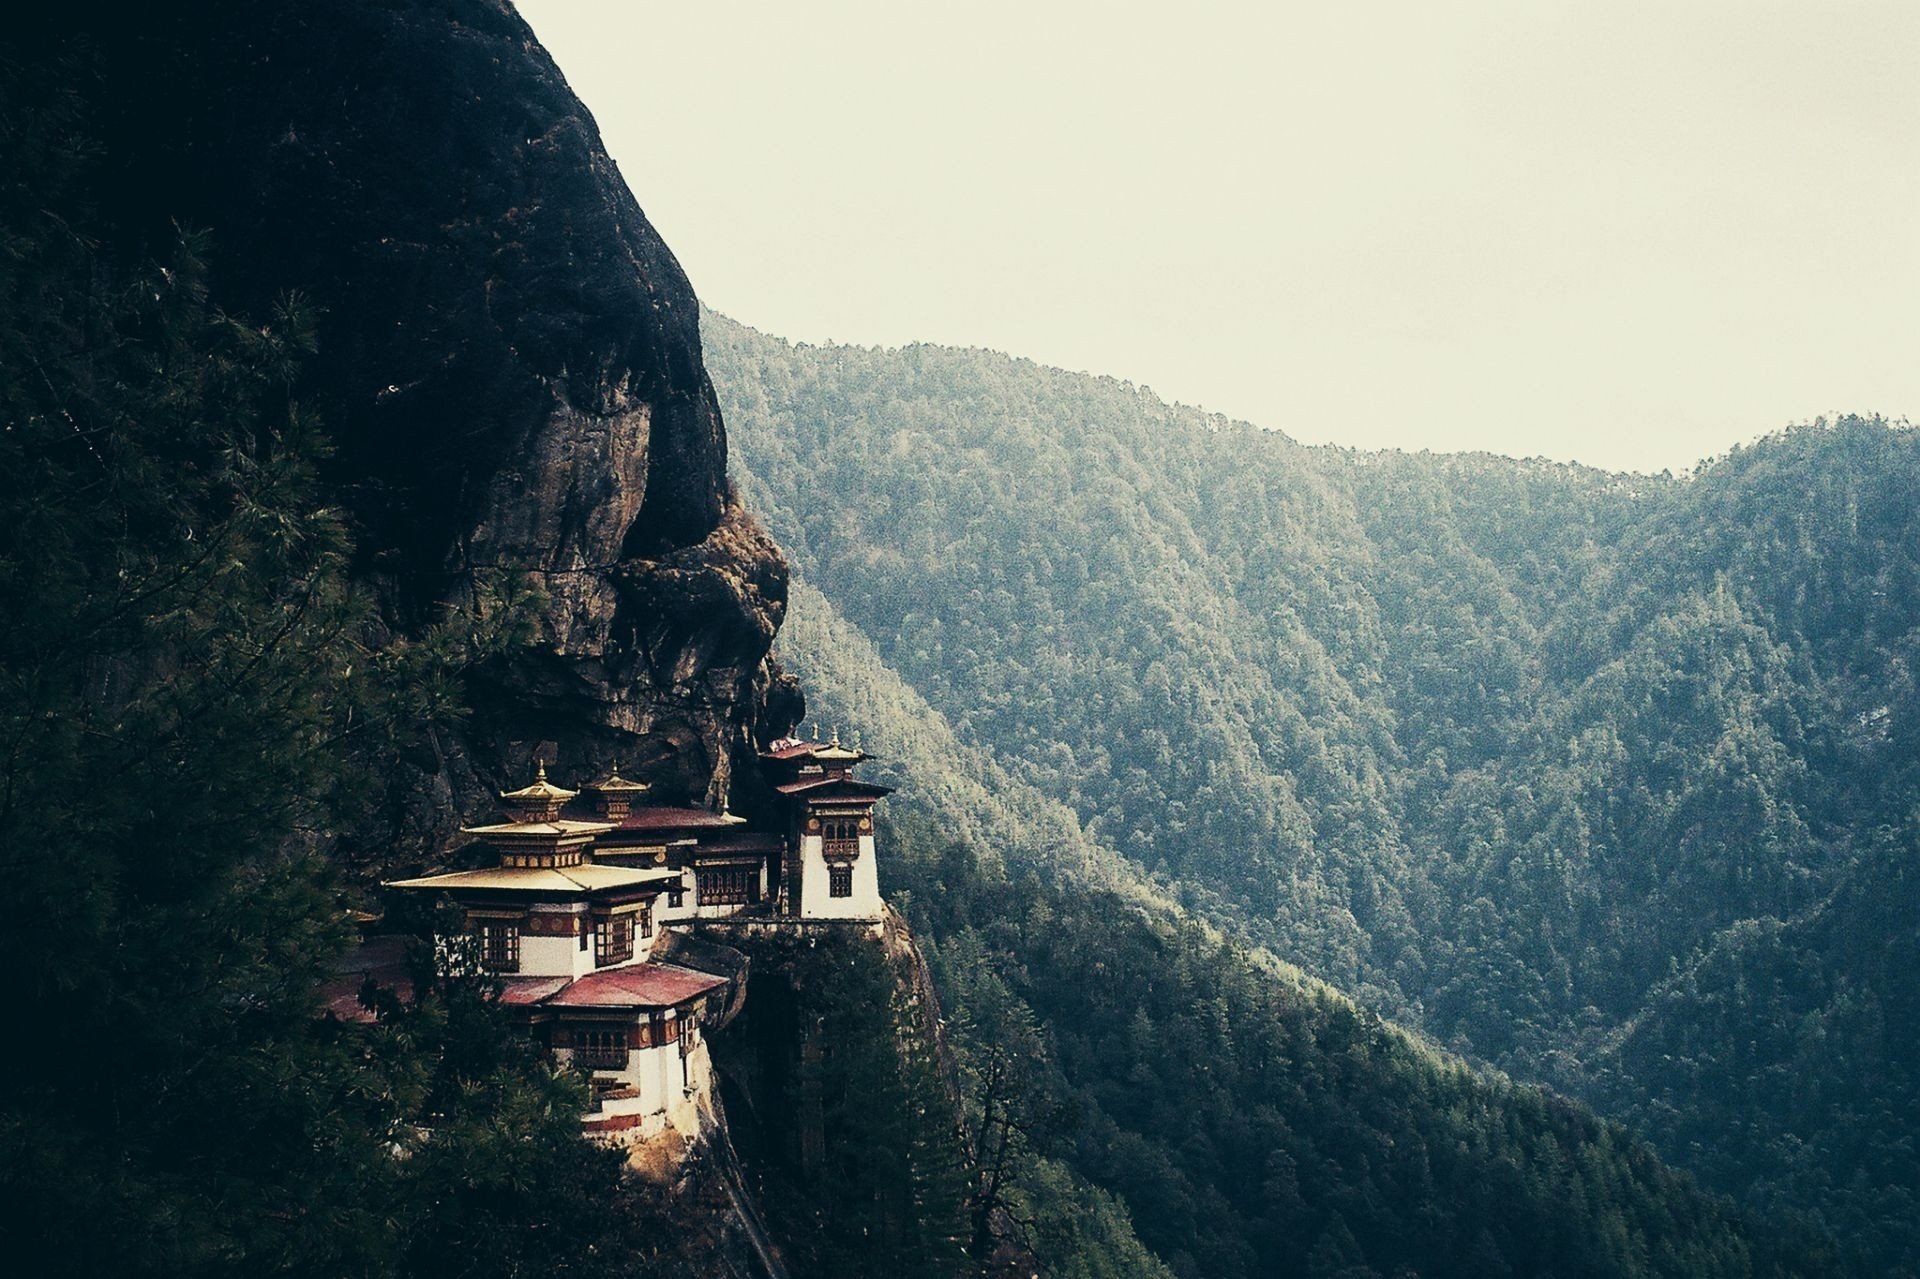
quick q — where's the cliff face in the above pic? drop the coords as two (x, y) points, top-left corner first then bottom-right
(56, 0), (801, 847)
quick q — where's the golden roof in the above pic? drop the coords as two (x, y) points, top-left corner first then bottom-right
(499, 759), (578, 805)
(459, 818), (617, 839)
(814, 728), (864, 762)
(383, 863), (679, 894)
(584, 765), (651, 794)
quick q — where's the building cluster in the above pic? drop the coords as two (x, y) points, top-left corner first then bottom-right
(331, 732), (890, 1159)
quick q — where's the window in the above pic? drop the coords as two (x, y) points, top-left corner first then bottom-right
(594, 914), (634, 966)
(573, 1026), (628, 1071)
(821, 815), (862, 859)
(635, 1011), (680, 1049)
(829, 863), (854, 898)
(478, 921), (520, 973)
(666, 883), (685, 909)
(700, 866), (758, 906)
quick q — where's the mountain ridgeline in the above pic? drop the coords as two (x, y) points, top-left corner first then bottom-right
(710, 313), (1917, 1275)
(2, 0), (1903, 1273)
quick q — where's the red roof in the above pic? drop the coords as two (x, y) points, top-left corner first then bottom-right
(496, 976), (573, 1005)
(322, 938), (729, 1022)
(324, 936), (413, 1022)
(564, 800), (745, 832)
(693, 832), (784, 856)
(545, 962), (728, 1009)
(772, 777), (893, 798)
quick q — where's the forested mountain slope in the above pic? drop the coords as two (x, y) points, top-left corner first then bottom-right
(709, 313), (1918, 1273)
(776, 583), (1825, 1279)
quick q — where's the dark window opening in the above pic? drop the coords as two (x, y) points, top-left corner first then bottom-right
(829, 863), (854, 898)
(574, 1026), (629, 1071)
(821, 815), (862, 860)
(701, 866), (759, 906)
(594, 914), (635, 966)
(477, 921), (520, 973)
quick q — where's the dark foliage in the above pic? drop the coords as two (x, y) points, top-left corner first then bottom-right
(0, 54), (644, 1277)
(710, 929), (973, 1278)
(896, 816), (1826, 1279)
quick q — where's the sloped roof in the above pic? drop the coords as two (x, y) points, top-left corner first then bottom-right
(573, 802), (748, 832)
(383, 864), (678, 894)
(761, 735), (874, 764)
(544, 962), (729, 1009)
(772, 776), (894, 799)
(499, 760), (577, 805)
(323, 939), (729, 1022)
(582, 767), (650, 794)
(690, 831), (784, 857)
(458, 818), (616, 839)
(496, 976), (574, 1006)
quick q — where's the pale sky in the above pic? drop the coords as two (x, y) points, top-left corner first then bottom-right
(517, 1), (1917, 474)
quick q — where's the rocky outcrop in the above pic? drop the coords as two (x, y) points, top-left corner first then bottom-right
(45, 0), (801, 852)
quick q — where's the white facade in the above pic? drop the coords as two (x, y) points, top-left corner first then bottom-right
(564, 1013), (717, 1169)
(517, 930), (592, 980)
(524, 904), (594, 979)
(448, 900), (661, 980)
(796, 832), (883, 920)
(652, 871), (699, 925)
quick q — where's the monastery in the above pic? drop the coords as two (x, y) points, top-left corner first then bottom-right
(331, 731), (891, 1162)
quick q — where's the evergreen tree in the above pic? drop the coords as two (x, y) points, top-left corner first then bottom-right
(0, 57), (638, 1276)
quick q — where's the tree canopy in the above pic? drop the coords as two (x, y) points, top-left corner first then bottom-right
(712, 311), (1917, 1274)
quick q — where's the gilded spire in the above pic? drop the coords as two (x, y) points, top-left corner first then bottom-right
(500, 759), (578, 814)
(816, 726), (861, 762)
(584, 761), (650, 794)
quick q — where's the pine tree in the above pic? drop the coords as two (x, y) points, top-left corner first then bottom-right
(0, 51), (632, 1276)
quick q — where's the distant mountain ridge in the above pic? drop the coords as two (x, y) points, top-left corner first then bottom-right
(9, 4), (1830, 1274)
(709, 310), (1917, 1274)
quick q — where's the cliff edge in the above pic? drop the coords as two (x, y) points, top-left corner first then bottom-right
(37, 0), (801, 853)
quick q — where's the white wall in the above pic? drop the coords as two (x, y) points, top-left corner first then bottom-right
(796, 833), (883, 920)
(653, 871), (699, 925)
(519, 931), (593, 979)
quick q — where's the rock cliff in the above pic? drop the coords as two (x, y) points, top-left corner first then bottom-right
(50, 0), (802, 851)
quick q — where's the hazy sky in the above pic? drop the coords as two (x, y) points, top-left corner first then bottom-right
(517, 1), (1917, 474)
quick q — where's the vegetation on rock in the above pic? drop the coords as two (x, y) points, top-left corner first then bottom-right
(0, 57), (648, 1276)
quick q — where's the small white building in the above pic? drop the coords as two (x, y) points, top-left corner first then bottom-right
(760, 733), (892, 921)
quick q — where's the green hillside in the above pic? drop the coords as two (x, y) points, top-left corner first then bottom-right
(710, 312), (1918, 1273)
(776, 580), (1826, 1278)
